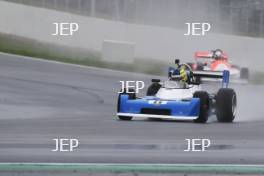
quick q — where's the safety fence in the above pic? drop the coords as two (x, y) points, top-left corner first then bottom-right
(2, 0), (264, 37)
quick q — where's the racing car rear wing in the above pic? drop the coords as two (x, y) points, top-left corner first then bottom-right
(193, 70), (230, 88)
(195, 51), (212, 59)
(195, 51), (228, 60)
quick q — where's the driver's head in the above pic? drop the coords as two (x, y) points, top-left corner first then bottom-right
(213, 49), (223, 60)
(180, 65), (188, 82)
(171, 65), (188, 82)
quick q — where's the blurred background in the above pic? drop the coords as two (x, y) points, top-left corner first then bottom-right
(1, 1), (264, 172)
(0, 0), (264, 79)
(4, 0), (264, 38)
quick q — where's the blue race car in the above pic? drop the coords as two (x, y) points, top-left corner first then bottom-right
(117, 60), (237, 123)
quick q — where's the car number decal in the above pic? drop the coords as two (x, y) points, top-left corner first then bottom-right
(148, 100), (168, 105)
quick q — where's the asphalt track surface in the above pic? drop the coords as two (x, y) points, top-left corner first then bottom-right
(0, 53), (264, 164)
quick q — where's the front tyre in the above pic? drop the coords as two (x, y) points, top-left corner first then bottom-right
(240, 67), (249, 80)
(118, 116), (133, 121)
(193, 91), (209, 123)
(117, 88), (135, 121)
(216, 88), (236, 122)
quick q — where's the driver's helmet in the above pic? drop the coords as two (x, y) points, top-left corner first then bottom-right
(213, 49), (223, 60)
(171, 65), (189, 83)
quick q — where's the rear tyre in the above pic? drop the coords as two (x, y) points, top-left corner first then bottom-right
(195, 63), (204, 84)
(216, 88), (236, 123)
(117, 88), (135, 121)
(240, 67), (249, 80)
(196, 63), (204, 71)
(187, 62), (194, 68)
(146, 83), (161, 96)
(193, 91), (209, 123)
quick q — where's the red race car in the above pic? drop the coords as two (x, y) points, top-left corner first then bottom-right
(189, 49), (249, 82)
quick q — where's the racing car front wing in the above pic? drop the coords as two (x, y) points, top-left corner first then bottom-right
(117, 113), (198, 120)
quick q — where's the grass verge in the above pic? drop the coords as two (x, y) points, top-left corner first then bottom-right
(0, 163), (264, 174)
(0, 33), (167, 76)
(0, 32), (264, 84)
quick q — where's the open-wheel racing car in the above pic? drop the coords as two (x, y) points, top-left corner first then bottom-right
(117, 59), (237, 123)
(188, 49), (249, 83)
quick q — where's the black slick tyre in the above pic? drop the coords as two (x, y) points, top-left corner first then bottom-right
(117, 88), (135, 121)
(146, 83), (161, 96)
(240, 67), (249, 80)
(216, 88), (236, 122)
(193, 91), (209, 123)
